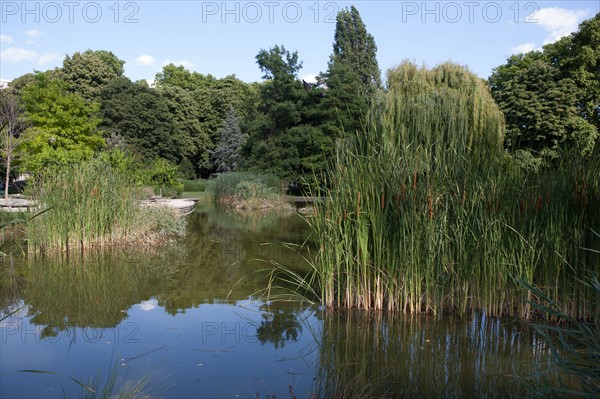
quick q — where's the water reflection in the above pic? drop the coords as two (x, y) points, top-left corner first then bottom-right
(0, 210), (558, 398)
(314, 309), (537, 398)
(256, 302), (306, 349)
(0, 211), (312, 332)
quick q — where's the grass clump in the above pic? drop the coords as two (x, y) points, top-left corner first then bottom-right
(26, 158), (185, 254)
(206, 172), (291, 211)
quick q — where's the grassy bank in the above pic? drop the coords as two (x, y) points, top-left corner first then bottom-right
(308, 62), (600, 319)
(26, 159), (186, 254)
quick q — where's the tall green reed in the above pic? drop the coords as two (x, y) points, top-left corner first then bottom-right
(309, 61), (600, 319)
(26, 158), (185, 254)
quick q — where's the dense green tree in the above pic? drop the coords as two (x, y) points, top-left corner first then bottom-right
(4, 73), (37, 98)
(330, 6), (381, 92)
(154, 64), (256, 175)
(154, 63), (214, 91)
(99, 77), (184, 165)
(18, 72), (105, 173)
(242, 45), (333, 179)
(59, 50), (125, 102)
(489, 54), (594, 160)
(545, 13), (599, 130)
(321, 6), (381, 135)
(489, 13), (599, 164)
(211, 106), (244, 172)
(157, 85), (210, 177)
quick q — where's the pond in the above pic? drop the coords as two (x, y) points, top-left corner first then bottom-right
(1, 209), (550, 398)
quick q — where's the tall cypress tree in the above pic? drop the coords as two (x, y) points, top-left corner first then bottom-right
(322, 6), (381, 136)
(331, 6), (381, 93)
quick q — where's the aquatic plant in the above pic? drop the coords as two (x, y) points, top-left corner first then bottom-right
(26, 158), (186, 254)
(308, 61), (600, 318)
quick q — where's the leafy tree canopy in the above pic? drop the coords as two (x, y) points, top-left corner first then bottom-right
(99, 76), (185, 166)
(489, 13), (599, 164)
(59, 50), (125, 101)
(330, 5), (381, 92)
(19, 72), (105, 173)
(242, 46), (334, 180)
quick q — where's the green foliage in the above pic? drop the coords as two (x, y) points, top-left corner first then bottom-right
(146, 157), (183, 197)
(330, 5), (381, 92)
(308, 61), (600, 318)
(99, 77), (185, 165)
(180, 179), (207, 192)
(318, 6), (381, 137)
(489, 13), (599, 162)
(0, 90), (27, 199)
(386, 61), (505, 171)
(156, 84), (210, 175)
(242, 46), (334, 179)
(154, 63), (214, 91)
(97, 149), (184, 197)
(545, 13), (600, 131)
(211, 106), (244, 172)
(19, 72), (105, 174)
(154, 64), (256, 176)
(59, 49), (125, 101)
(320, 62), (368, 136)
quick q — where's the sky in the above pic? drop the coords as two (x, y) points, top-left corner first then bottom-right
(1, 1), (599, 85)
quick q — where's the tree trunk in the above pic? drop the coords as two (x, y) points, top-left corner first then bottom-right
(4, 155), (11, 201)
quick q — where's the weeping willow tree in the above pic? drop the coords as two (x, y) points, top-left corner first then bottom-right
(384, 62), (504, 176)
(310, 61), (600, 318)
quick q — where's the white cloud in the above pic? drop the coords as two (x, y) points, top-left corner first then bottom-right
(0, 47), (38, 63)
(24, 29), (44, 38)
(511, 42), (538, 54)
(162, 59), (194, 68)
(0, 34), (14, 44)
(135, 54), (155, 66)
(138, 299), (158, 311)
(301, 74), (318, 83)
(533, 7), (589, 44)
(37, 52), (62, 66)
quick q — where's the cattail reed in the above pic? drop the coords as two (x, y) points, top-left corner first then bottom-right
(307, 61), (600, 320)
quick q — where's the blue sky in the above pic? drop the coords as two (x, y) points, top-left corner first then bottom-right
(1, 1), (598, 85)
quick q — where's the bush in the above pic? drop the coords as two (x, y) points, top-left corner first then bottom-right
(97, 151), (183, 198)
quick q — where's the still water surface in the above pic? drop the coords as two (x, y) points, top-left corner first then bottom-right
(1, 210), (546, 398)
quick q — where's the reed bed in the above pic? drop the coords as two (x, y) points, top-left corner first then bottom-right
(309, 62), (600, 319)
(26, 159), (186, 254)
